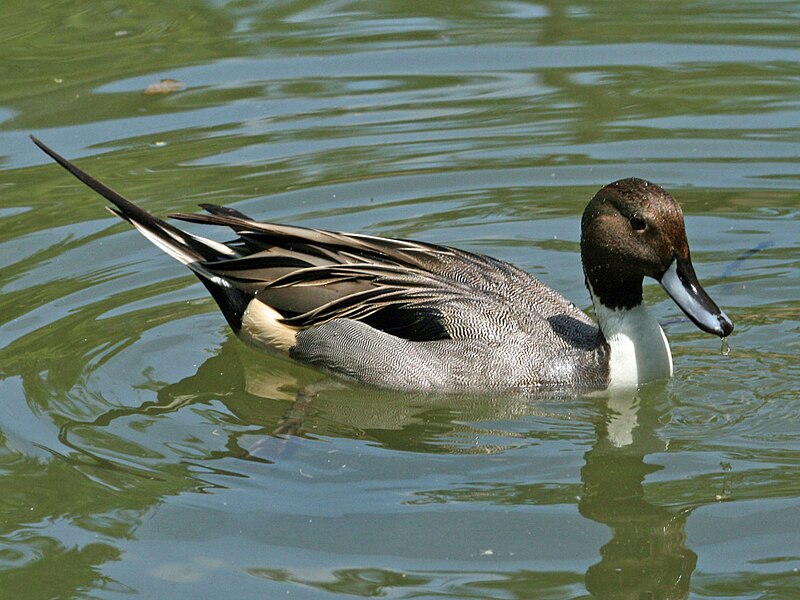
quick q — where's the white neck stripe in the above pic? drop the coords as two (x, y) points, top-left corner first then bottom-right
(589, 285), (673, 387)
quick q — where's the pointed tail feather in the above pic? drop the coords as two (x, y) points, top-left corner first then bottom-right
(30, 135), (237, 266)
(32, 135), (251, 331)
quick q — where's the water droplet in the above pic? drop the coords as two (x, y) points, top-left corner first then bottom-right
(720, 337), (730, 356)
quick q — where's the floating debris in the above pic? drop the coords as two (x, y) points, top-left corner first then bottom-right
(143, 79), (185, 95)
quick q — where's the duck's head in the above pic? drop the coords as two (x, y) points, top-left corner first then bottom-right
(580, 178), (733, 337)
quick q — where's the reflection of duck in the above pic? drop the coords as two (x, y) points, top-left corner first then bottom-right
(150, 349), (700, 598)
(34, 137), (731, 392)
(581, 389), (697, 600)
(153, 338), (586, 457)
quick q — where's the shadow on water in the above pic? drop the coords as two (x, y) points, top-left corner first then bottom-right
(48, 337), (705, 598)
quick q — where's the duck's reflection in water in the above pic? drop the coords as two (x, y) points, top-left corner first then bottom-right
(231, 345), (699, 598)
(580, 389), (697, 600)
(70, 340), (698, 599)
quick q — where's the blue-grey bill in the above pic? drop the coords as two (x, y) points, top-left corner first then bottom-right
(660, 259), (734, 337)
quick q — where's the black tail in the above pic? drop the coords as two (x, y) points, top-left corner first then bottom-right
(32, 136), (251, 331)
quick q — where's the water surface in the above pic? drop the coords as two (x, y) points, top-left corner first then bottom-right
(1, 1), (799, 598)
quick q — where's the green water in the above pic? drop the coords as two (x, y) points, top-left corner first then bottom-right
(1, 1), (799, 598)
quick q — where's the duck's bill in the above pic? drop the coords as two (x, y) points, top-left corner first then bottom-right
(659, 258), (734, 337)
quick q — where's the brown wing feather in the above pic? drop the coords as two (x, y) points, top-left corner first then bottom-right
(168, 206), (590, 342)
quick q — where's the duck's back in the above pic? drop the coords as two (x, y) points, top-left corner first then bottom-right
(131, 204), (611, 390)
(285, 248), (609, 391)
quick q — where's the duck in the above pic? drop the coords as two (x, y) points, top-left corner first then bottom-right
(32, 136), (733, 392)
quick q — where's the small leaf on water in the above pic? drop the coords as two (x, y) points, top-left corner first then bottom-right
(143, 79), (185, 95)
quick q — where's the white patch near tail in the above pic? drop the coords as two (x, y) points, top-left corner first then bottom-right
(187, 233), (237, 258)
(128, 219), (235, 262)
(127, 219), (235, 288)
(239, 299), (298, 353)
(129, 220), (197, 265)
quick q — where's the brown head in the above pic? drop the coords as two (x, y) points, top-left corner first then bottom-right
(580, 178), (733, 337)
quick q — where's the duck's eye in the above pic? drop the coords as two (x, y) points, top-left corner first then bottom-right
(629, 214), (647, 231)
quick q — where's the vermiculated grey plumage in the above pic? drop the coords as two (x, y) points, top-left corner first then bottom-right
(168, 210), (610, 390)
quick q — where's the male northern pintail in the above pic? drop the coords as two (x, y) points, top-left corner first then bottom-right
(33, 137), (733, 392)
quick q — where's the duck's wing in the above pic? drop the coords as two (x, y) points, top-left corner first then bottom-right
(32, 134), (591, 349)
(170, 206), (595, 342)
(169, 208), (523, 342)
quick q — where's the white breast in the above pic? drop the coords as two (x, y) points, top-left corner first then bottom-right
(592, 299), (673, 388)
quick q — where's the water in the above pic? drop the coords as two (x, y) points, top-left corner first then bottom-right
(1, 1), (799, 598)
